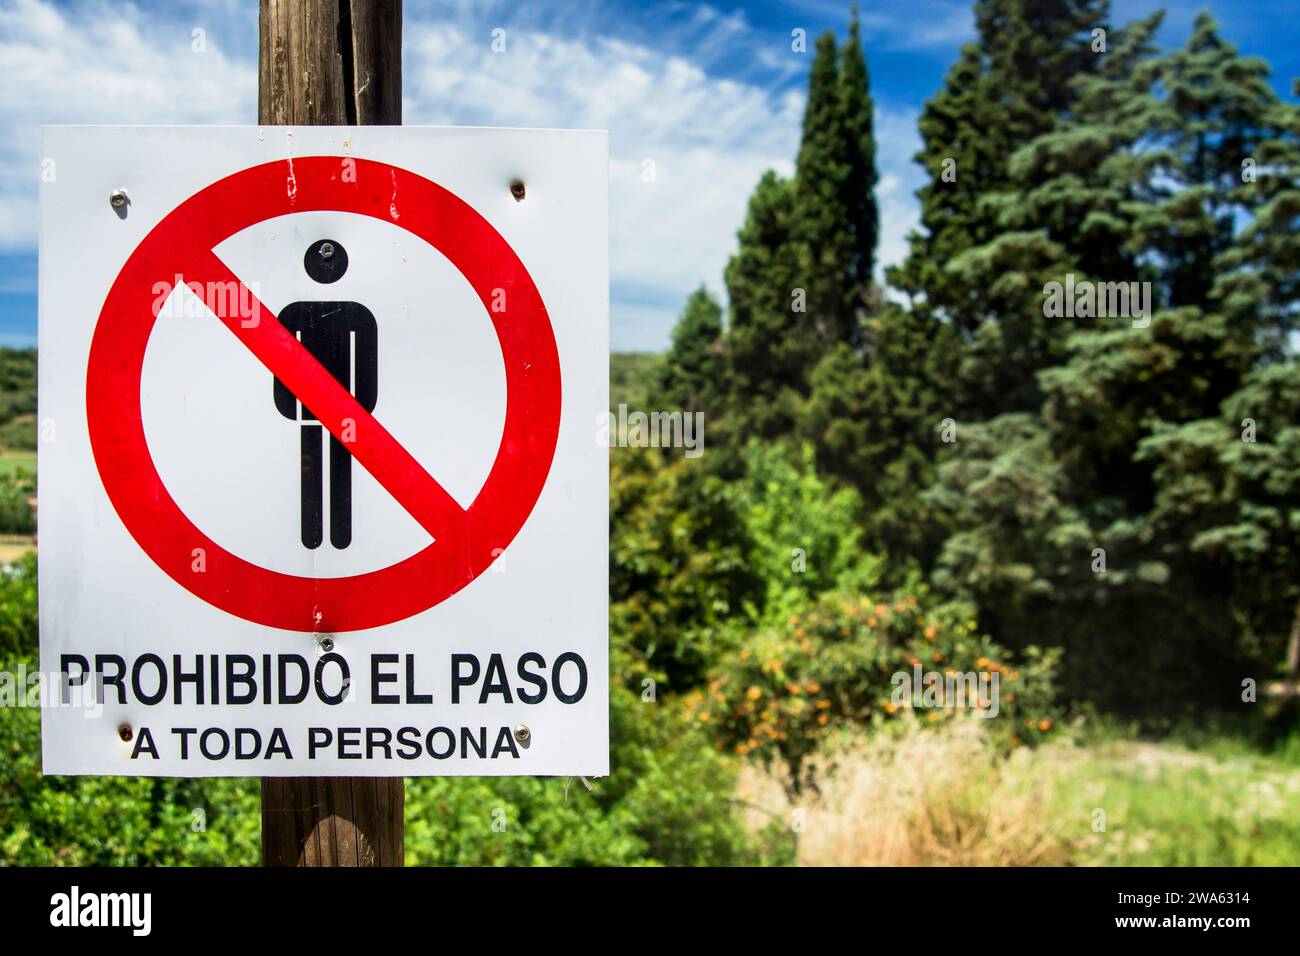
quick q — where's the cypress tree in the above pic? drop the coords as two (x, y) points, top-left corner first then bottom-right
(655, 286), (725, 417)
(839, 6), (878, 296)
(798, 306), (959, 571)
(723, 171), (806, 438)
(723, 14), (882, 439)
(793, 30), (858, 350)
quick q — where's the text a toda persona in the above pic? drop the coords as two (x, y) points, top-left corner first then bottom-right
(61, 651), (592, 764)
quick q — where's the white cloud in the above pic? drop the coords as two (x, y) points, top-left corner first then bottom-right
(404, 21), (803, 349)
(788, 0), (975, 51)
(0, 0), (253, 250)
(0, 0), (928, 350)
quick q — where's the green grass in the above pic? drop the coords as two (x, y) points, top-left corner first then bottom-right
(0, 451), (35, 477)
(739, 719), (1300, 866)
(1048, 736), (1300, 866)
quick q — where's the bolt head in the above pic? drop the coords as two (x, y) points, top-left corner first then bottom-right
(109, 189), (128, 209)
(319, 241), (334, 259)
(117, 723), (133, 742)
(509, 179), (526, 201)
(512, 723), (530, 743)
(319, 637), (335, 653)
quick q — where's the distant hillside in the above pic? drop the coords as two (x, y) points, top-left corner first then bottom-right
(0, 349), (665, 447)
(0, 348), (35, 451)
(610, 352), (662, 411)
(0, 347), (659, 542)
(0, 347), (35, 537)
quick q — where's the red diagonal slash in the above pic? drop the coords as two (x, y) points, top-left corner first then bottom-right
(188, 248), (466, 549)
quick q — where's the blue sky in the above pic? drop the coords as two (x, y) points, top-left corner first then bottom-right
(2, 0), (1297, 350)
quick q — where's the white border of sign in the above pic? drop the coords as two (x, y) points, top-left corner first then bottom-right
(38, 126), (609, 777)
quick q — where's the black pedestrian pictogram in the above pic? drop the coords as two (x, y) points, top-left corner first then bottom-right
(273, 239), (377, 549)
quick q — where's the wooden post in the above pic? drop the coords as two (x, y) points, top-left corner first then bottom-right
(257, 0), (404, 867)
(258, 0), (401, 126)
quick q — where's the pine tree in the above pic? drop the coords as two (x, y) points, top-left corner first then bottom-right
(930, 12), (1294, 711)
(956, 11), (1165, 417)
(887, 43), (992, 322)
(1137, 363), (1300, 703)
(1135, 72), (1300, 696)
(1219, 78), (1300, 354)
(999, 12), (1165, 284)
(977, 0), (1110, 144)
(1151, 12), (1282, 310)
(889, 0), (1108, 343)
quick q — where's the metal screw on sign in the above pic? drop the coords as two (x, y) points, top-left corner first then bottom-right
(513, 723), (530, 744)
(117, 723), (133, 742)
(510, 179), (526, 201)
(318, 637), (335, 653)
(109, 189), (129, 209)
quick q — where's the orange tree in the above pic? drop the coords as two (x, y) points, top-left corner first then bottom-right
(689, 586), (1060, 793)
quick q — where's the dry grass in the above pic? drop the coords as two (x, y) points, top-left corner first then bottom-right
(0, 540), (34, 564)
(736, 719), (1076, 866)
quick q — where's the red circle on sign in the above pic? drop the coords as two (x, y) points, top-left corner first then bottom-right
(86, 157), (562, 633)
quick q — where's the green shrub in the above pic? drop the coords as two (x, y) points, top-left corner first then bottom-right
(0, 552), (36, 658)
(0, 549), (784, 866)
(404, 679), (790, 866)
(732, 441), (882, 622)
(610, 450), (762, 692)
(0, 652), (262, 866)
